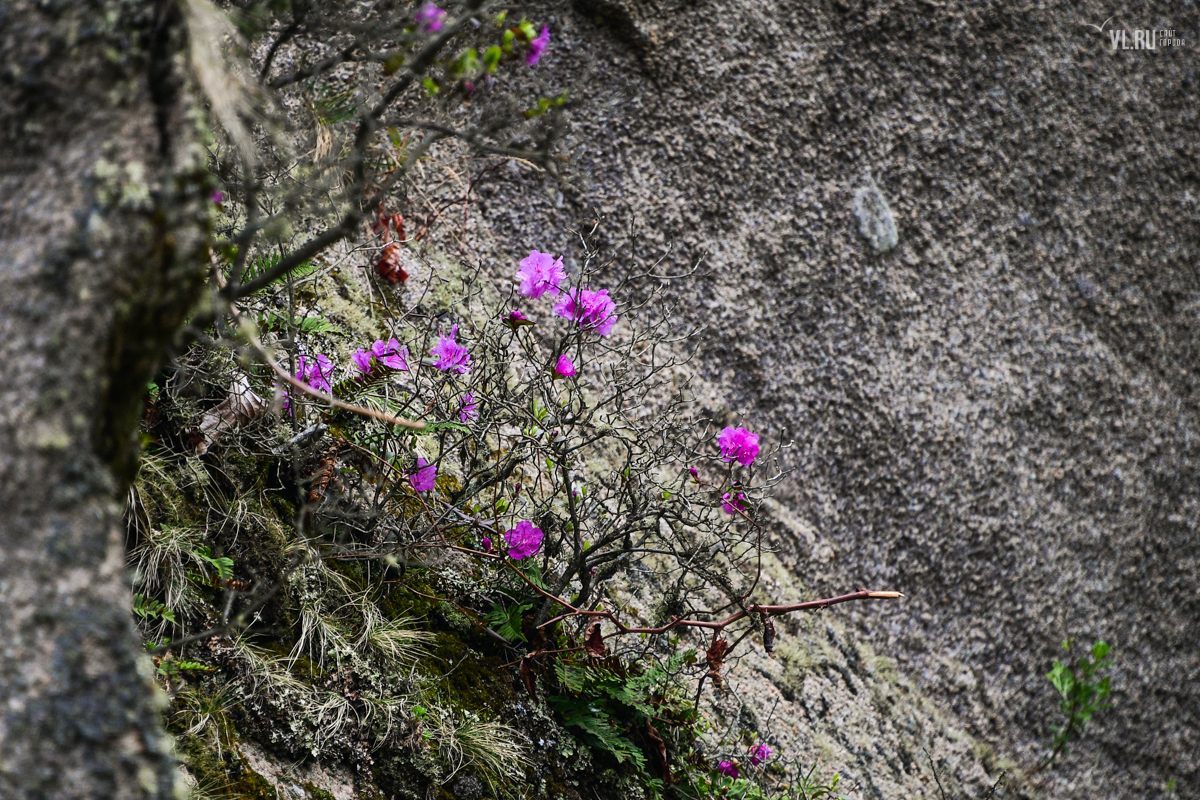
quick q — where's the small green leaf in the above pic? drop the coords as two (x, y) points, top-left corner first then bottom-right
(383, 53), (404, 75)
(484, 45), (502, 72)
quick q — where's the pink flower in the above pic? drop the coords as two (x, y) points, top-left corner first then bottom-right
(688, 466), (699, 482)
(718, 426), (760, 467)
(504, 520), (544, 560)
(503, 309), (536, 330)
(749, 744), (771, 766)
(553, 287), (617, 336)
(526, 25), (550, 66)
(481, 537), (493, 553)
(210, 190), (225, 204)
(721, 492), (746, 515)
(553, 354), (576, 377)
(372, 338), (409, 370)
(411, 458), (437, 492)
(296, 353), (334, 393)
(352, 348), (372, 374)
(516, 250), (566, 298)
(460, 392), (478, 422)
(414, 2), (446, 32)
(717, 761), (739, 779)
(430, 325), (472, 373)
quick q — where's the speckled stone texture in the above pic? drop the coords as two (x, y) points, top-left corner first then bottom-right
(441, 1), (1200, 798)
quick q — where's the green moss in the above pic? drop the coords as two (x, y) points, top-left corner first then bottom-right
(302, 783), (336, 800)
(176, 734), (279, 800)
(425, 632), (516, 716)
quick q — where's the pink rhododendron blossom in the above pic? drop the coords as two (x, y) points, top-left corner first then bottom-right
(211, 191), (225, 204)
(718, 426), (760, 466)
(749, 744), (771, 766)
(553, 287), (617, 335)
(296, 353), (334, 393)
(553, 354), (576, 377)
(414, 2), (446, 32)
(481, 537), (493, 553)
(689, 466), (699, 481)
(721, 492), (746, 515)
(372, 338), (409, 370)
(460, 392), (479, 422)
(717, 761), (739, 778)
(503, 309), (535, 330)
(526, 25), (550, 65)
(410, 458), (437, 492)
(504, 520), (544, 560)
(352, 348), (372, 374)
(430, 325), (472, 373)
(516, 250), (566, 298)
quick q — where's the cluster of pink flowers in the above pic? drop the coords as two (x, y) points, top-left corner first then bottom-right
(721, 491), (746, 515)
(511, 250), (619, 334)
(719, 426), (760, 467)
(715, 745), (771, 781)
(353, 338), (409, 374)
(508, 249), (618, 379)
(414, 2), (445, 32)
(431, 324), (472, 373)
(410, 458), (437, 492)
(296, 354), (334, 393)
(516, 250), (566, 299)
(504, 520), (544, 560)
(554, 287), (617, 336)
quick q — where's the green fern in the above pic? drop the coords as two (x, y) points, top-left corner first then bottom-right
(195, 546), (234, 582)
(132, 593), (177, 624)
(548, 695), (648, 769)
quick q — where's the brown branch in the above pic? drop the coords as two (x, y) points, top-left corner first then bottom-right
(537, 590), (904, 638)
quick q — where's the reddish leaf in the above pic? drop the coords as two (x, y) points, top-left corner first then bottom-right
(390, 212), (406, 242)
(584, 621), (606, 658)
(705, 636), (730, 688)
(519, 657), (538, 699)
(646, 722), (671, 782)
(375, 242), (408, 284)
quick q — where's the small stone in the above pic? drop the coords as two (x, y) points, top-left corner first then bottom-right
(851, 173), (899, 253)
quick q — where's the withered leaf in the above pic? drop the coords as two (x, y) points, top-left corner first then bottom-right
(376, 242), (408, 284)
(584, 621), (606, 658)
(519, 657), (538, 699)
(196, 374), (267, 455)
(646, 722), (671, 782)
(705, 636), (730, 688)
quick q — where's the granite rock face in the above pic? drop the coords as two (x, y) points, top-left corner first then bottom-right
(457, 2), (1200, 797)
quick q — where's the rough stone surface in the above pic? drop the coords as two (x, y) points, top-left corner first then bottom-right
(436, 2), (1200, 798)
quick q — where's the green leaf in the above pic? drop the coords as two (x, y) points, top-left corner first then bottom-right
(487, 601), (532, 642)
(422, 76), (440, 96)
(502, 28), (515, 53)
(484, 45), (502, 72)
(195, 546), (235, 582)
(518, 20), (537, 41)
